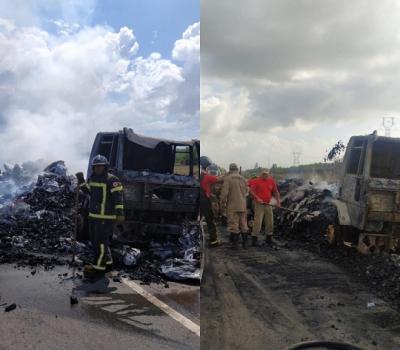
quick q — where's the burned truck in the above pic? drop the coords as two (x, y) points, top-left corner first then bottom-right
(86, 128), (200, 243)
(327, 131), (400, 253)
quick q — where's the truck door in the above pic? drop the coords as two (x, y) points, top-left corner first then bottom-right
(340, 138), (367, 227)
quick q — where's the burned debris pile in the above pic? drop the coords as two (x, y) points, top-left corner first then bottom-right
(114, 222), (201, 284)
(0, 161), (79, 266)
(159, 223), (201, 282)
(276, 179), (338, 244)
(275, 179), (400, 309)
(0, 160), (201, 284)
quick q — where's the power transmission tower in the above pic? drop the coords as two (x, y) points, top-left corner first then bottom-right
(382, 117), (394, 137)
(292, 152), (301, 166)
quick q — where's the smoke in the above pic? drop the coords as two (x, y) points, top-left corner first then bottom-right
(0, 160), (47, 206)
(0, 19), (200, 172)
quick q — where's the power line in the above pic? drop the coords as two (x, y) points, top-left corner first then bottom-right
(382, 117), (395, 137)
(292, 152), (301, 166)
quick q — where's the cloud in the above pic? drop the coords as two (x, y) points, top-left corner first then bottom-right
(0, 0), (97, 28)
(173, 22), (200, 65)
(170, 22), (200, 122)
(0, 19), (199, 171)
(201, 0), (400, 168)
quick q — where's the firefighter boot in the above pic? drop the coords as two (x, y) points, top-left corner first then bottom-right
(241, 232), (248, 249)
(252, 236), (260, 247)
(231, 234), (239, 250)
(83, 265), (105, 281)
(265, 235), (276, 246)
(105, 263), (114, 273)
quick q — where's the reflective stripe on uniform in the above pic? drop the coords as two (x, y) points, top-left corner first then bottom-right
(89, 213), (116, 220)
(93, 243), (105, 270)
(115, 204), (124, 209)
(111, 186), (123, 193)
(88, 181), (107, 216)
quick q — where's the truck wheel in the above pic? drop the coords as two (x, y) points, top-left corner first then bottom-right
(326, 222), (343, 245)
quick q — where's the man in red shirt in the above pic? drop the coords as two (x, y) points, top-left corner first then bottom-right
(200, 167), (219, 246)
(248, 169), (281, 246)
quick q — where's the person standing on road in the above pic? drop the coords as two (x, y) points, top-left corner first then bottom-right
(83, 155), (125, 278)
(200, 165), (220, 247)
(220, 163), (249, 249)
(248, 169), (281, 246)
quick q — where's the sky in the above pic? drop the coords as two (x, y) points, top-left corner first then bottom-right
(201, 0), (400, 169)
(0, 0), (199, 171)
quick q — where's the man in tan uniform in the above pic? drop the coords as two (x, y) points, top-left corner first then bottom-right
(220, 163), (249, 249)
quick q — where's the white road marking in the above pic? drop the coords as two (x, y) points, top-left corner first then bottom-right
(122, 278), (200, 337)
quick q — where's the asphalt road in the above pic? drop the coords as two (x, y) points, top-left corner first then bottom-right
(201, 229), (400, 350)
(0, 264), (199, 350)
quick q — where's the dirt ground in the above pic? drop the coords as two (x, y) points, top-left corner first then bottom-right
(200, 228), (400, 350)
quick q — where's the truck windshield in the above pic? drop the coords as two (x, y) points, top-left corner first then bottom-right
(174, 145), (191, 176)
(122, 138), (174, 173)
(370, 140), (400, 179)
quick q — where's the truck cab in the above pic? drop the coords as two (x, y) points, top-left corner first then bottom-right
(330, 131), (400, 252)
(87, 128), (200, 241)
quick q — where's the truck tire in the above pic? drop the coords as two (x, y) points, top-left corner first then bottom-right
(326, 220), (343, 246)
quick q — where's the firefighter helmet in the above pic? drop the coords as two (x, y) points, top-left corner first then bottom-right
(207, 163), (220, 176)
(91, 154), (109, 167)
(200, 156), (212, 170)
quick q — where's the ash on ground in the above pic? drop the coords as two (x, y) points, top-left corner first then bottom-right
(275, 179), (400, 310)
(0, 161), (201, 285)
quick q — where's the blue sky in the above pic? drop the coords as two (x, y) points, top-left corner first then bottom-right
(0, 0), (200, 170)
(3, 0), (199, 59)
(92, 0), (199, 58)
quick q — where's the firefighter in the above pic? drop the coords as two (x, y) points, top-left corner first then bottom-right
(220, 163), (249, 249)
(248, 169), (281, 246)
(206, 164), (221, 218)
(200, 164), (220, 247)
(83, 155), (124, 277)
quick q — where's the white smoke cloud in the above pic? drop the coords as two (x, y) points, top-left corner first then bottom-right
(0, 19), (200, 172)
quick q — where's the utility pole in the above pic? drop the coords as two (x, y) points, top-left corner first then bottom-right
(382, 117), (395, 137)
(292, 152), (301, 167)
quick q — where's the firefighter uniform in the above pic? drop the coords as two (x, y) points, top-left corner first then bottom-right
(86, 172), (124, 271)
(200, 171), (219, 245)
(220, 164), (249, 248)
